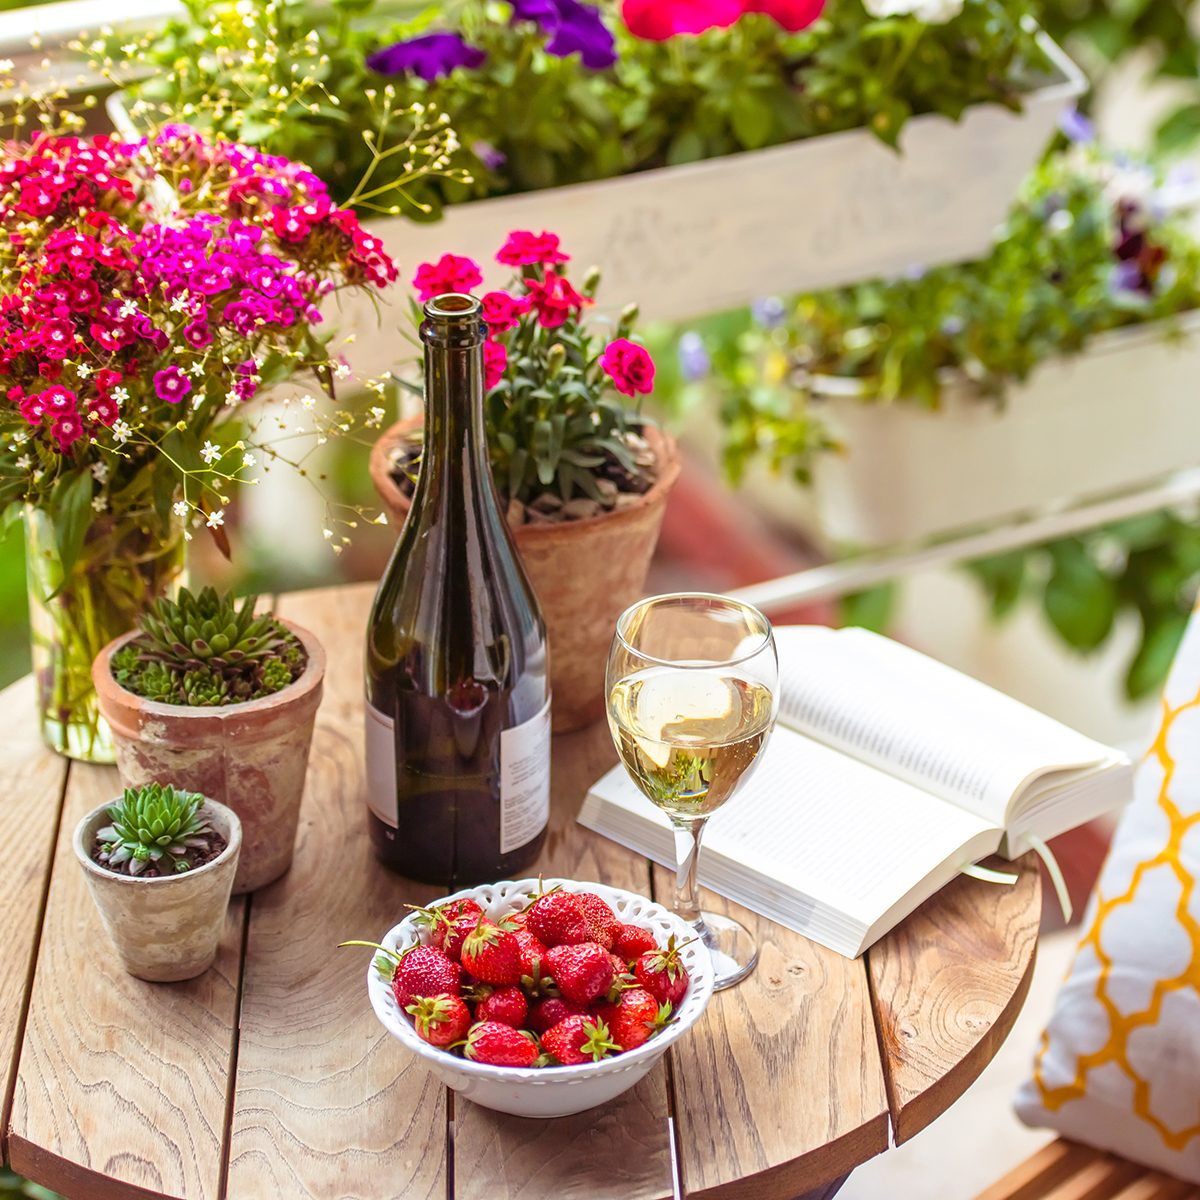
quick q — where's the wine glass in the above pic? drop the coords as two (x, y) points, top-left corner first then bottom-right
(606, 593), (779, 990)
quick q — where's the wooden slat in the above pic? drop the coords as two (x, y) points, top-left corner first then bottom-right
(452, 719), (674, 1200)
(975, 1141), (1196, 1200)
(0, 676), (70, 1163)
(9, 761), (244, 1200)
(225, 583), (448, 1200)
(652, 870), (890, 1200)
(866, 855), (1041, 1144)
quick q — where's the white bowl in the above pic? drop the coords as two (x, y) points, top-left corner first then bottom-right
(366, 877), (714, 1118)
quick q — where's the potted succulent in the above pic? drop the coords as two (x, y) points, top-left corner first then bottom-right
(92, 587), (326, 893)
(72, 783), (242, 982)
(106, 0), (1082, 382)
(370, 230), (679, 731)
(683, 138), (1200, 547)
(0, 80), (436, 763)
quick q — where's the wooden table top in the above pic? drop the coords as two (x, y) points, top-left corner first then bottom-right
(0, 582), (1042, 1200)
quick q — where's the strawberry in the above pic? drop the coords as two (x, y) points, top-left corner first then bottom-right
(439, 912), (482, 963)
(406, 993), (471, 1049)
(612, 922), (658, 960)
(528, 996), (588, 1034)
(608, 951), (632, 981)
(577, 892), (620, 950)
(542, 1014), (620, 1065)
(527, 890), (589, 947)
(409, 898), (483, 953)
(476, 984), (528, 1028)
(634, 935), (690, 1007)
(463, 1021), (539, 1067)
(392, 945), (461, 1009)
(545, 941), (615, 1005)
(596, 988), (673, 1052)
(461, 919), (522, 986)
(505, 909), (529, 931)
(514, 929), (550, 977)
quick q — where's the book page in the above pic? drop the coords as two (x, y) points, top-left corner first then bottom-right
(774, 625), (1115, 823)
(584, 726), (1000, 929)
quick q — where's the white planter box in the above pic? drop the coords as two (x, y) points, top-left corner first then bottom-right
(810, 311), (1200, 547)
(324, 33), (1083, 380)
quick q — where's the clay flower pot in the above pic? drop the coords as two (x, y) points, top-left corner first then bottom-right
(73, 796), (242, 982)
(92, 622), (325, 894)
(371, 422), (680, 732)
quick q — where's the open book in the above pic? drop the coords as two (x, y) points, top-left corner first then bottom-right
(578, 625), (1131, 958)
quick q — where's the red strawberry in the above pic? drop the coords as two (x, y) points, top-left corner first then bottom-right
(608, 951), (631, 980)
(545, 941), (615, 1005)
(634, 935), (690, 1007)
(528, 996), (588, 1035)
(461, 919), (522, 986)
(527, 890), (589, 947)
(612, 922), (658, 960)
(439, 912), (483, 963)
(577, 892), (620, 950)
(542, 1014), (620, 1065)
(392, 945), (461, 1009)
(463, 1021), (539, 1067)
(505, 910), (529, 931)
(514, 929), (549, 976)
(596, 988), (673, 1051)
(406, 993), (472, 1049)
(410, 898), (483, 952)
(476, 984), (528, 1028)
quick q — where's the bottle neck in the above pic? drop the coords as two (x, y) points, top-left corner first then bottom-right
(415, 336), (493, 509)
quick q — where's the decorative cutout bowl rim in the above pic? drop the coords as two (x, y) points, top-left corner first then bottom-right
(367, 877), (714, 1084)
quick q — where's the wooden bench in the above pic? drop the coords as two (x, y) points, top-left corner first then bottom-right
(976, 1139), (1198, 1200)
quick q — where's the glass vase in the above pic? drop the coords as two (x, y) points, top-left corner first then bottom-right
(25, 504), (186, 763)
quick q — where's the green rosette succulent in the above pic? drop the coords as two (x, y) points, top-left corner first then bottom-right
(112, 586), (307, 707)
(96, 783), (214, 876)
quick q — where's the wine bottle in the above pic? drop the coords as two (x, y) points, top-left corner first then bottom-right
(365, 293), (551, 885)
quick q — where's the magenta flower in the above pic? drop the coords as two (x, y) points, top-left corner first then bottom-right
(484, 339), (508, 390)
(154, 366), (192, 404)
(496, 229), (570, 267)
(481, 290), (531, 332)
(366, 32), (486, 82)
(412, 253), (484, 302)
(600, 338), (655, 396)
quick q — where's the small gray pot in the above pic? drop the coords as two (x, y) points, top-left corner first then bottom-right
(73, 796), (242, 982)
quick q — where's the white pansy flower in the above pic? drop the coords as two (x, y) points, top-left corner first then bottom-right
(200, 441), (221, 464)
(206, 509), (225, 529)
(863, 0), (962, 21)
(172, 500), (189, 518)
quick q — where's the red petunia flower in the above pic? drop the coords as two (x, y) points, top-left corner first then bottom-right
(480, 290), (531, 333)
(742, 0), (825, 30)
(526, 271), (588, 329)
(600, 338), (656, 397)
(483, 339), (508, 390)
(50, 413), (84, 451)
(621, 0), (742, 39)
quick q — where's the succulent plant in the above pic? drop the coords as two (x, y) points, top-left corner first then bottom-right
(95, 783), (215, 876)
(112, 586), (306, 707)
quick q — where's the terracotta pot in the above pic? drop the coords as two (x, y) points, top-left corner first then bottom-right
(370, 421), (680, 732)
(92, 622), (325, 894)
(72, 796), (242, 982)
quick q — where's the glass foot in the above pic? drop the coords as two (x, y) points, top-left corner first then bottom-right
(692, 910), (758, 990)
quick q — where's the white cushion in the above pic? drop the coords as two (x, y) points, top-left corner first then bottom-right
(1013, 608), (1200, 1182)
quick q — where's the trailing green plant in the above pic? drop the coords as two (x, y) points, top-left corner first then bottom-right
(95, 783), (216, 876)
(110, 587), (306, 707)
(107, 0), (1049, 219)
(668, 142), (1200, 485)
(966, 511), (1200, 700)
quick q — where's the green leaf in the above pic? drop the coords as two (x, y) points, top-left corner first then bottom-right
(965, 550), (1027, 620)
(1155, 103), (1200, 156)
(1043, 543), (1117, 651)
(51, 470), (95, 582)
(1125, 611), (1189, 700)
(838, 583), (897, 633)
(729, 92), (775, 150)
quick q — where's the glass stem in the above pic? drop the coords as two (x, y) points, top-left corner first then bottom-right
(671, 818), (707, 928)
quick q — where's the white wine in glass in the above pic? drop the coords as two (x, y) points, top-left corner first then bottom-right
(606, 594), (779, 989)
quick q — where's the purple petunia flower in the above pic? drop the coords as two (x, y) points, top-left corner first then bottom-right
(752, 296), (786, 328)
(473, 140), (508, 173)
(543, 0), (617, 69)
(509, 0), (559, 21)
(677, 331), (711, 382)
(1058, 106), (1096, 145)
(366, 32), (486, 82)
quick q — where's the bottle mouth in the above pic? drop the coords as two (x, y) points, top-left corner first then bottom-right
(421, 293), (486, 348)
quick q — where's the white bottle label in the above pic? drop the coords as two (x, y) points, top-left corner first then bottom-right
(364, 701), (398, 828)
(500, 695), (552, 854)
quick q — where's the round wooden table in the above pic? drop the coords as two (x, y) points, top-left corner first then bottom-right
(0, 583), (1041, 1200)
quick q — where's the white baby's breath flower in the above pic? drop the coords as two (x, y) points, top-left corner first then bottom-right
(111, 386), (129, 403)
(189, 361), (205, 377)
(169, 295), (190, 314)
(242, 452), (256, 468)
(91, 495), (107, 512)
(172, 500), (189, 518)
(112, 420), (131, 443)
(15, 454), (31, 471)
(300, 394), (316, 409)
(200, 441), (221, 464)
(206, 509), (224, 529)
(76, 362), (92, 378)
(0, 59), (15, 72)
(322, 527), (333, 540)
(91, 460), (108, 482)
(333, 362), (352, 380)
(118, 300), (138, 319)
(225, 388), (241, 405)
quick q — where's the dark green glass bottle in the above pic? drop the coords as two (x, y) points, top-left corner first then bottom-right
(364, 294), (551, 886)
